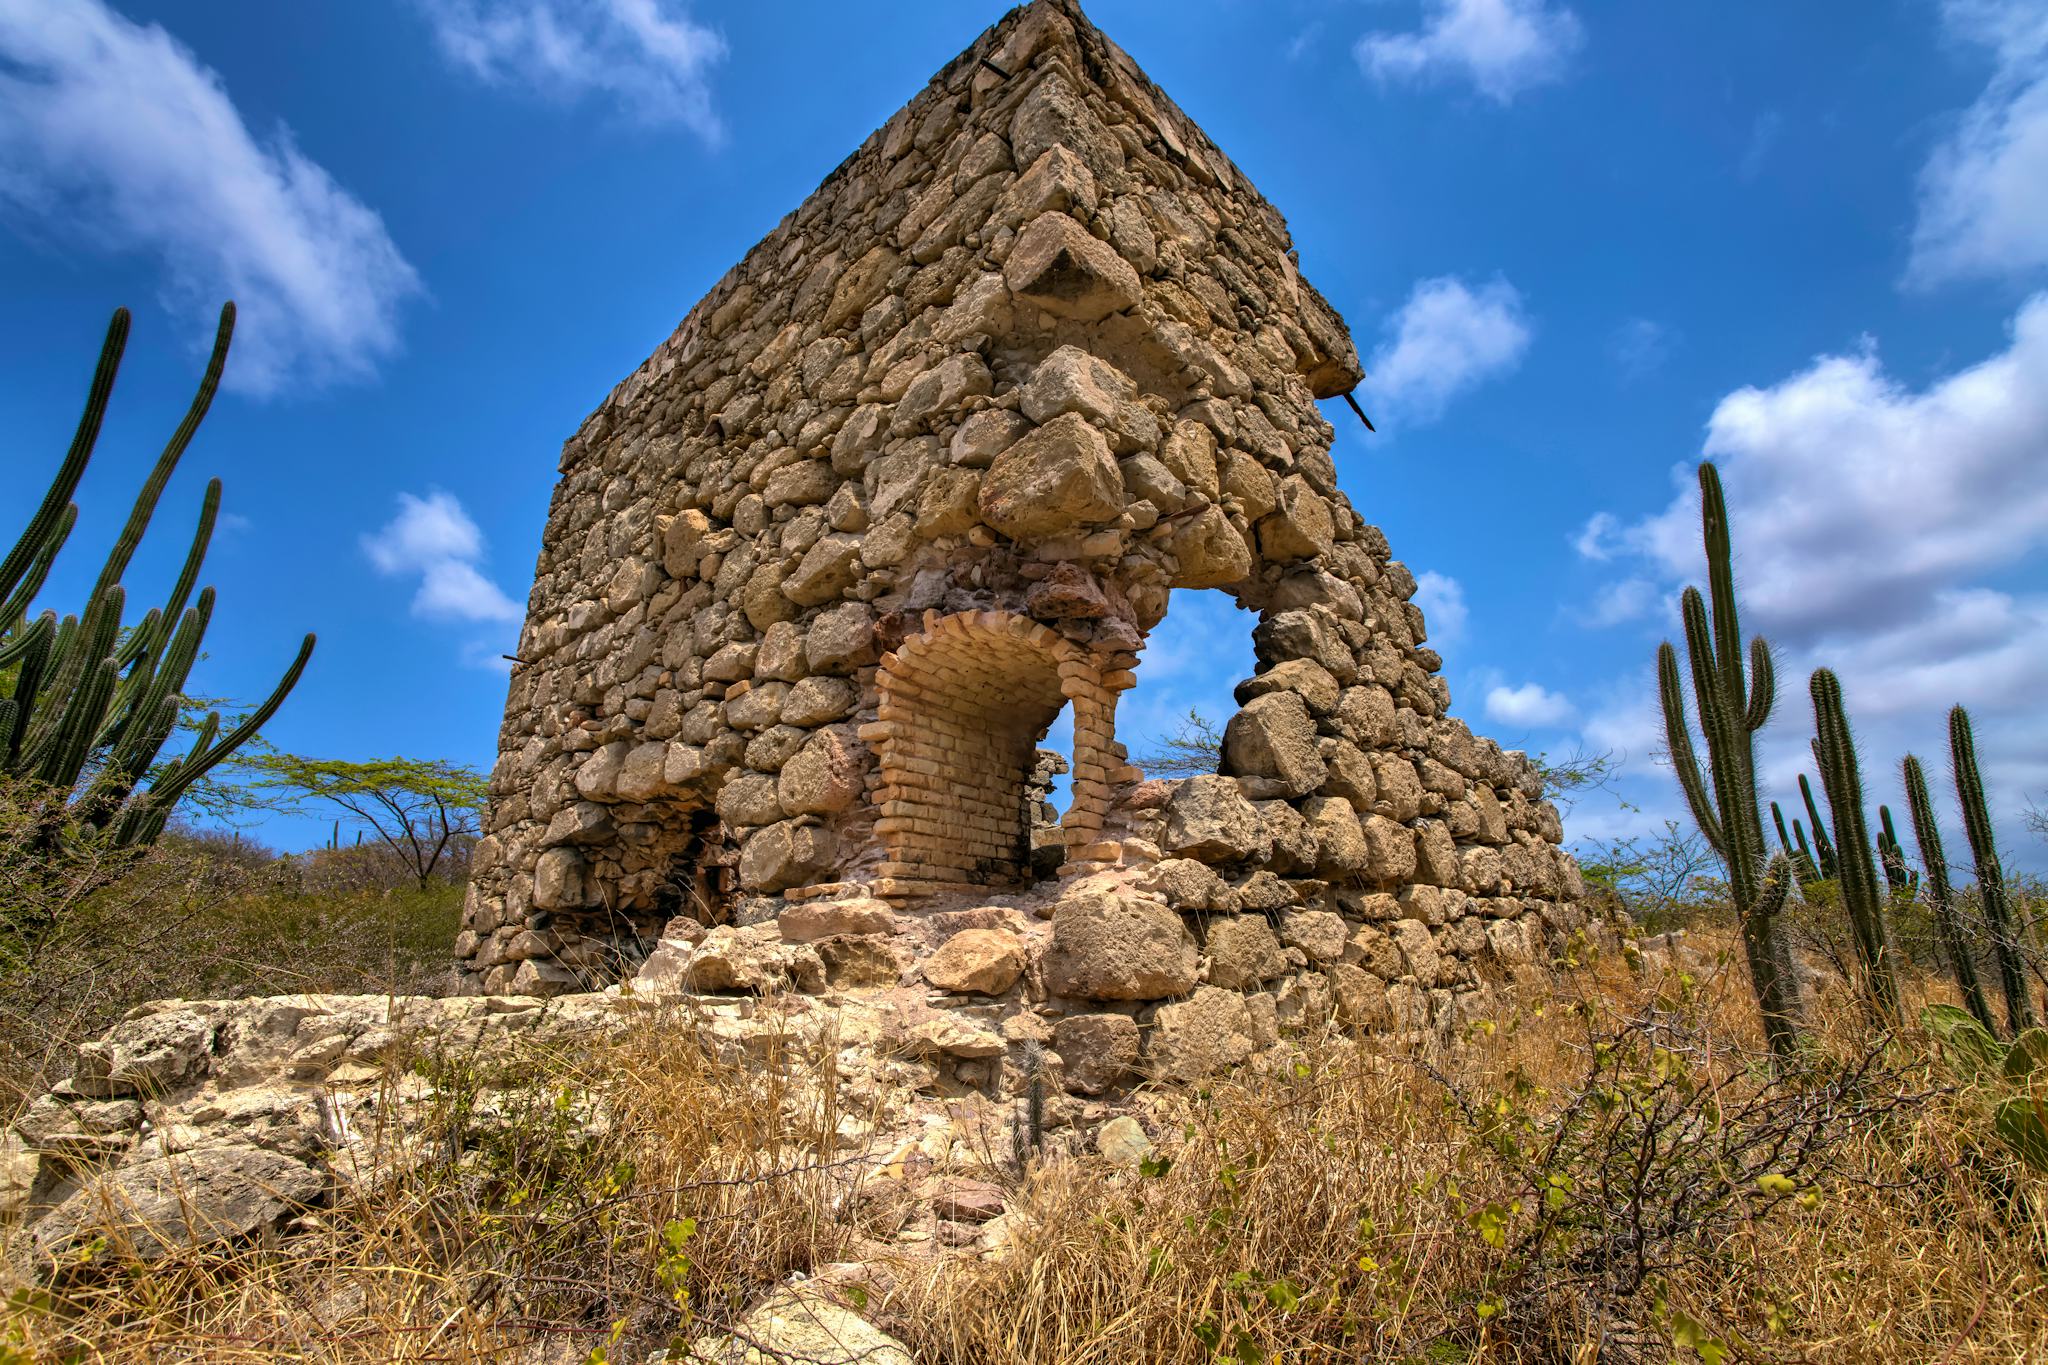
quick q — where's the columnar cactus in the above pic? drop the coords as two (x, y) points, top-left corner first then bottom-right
(1797, 773), (1839, 882)
(0, 304), (315, 847)
(1951, 706), (2037, 1033)
(1656, 462), (1800, 1055)
(1903, 754), (1995, 1034)
(1809, 668), (1898, 1019)
(1771, 800), (1822, 890)
(1876, 805), (1917, 899)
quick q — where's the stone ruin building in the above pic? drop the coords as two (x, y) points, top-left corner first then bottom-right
(457, 0), (1586, 1086)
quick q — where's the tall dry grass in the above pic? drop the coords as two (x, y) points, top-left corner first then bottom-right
(8, 935), (2047, 1363)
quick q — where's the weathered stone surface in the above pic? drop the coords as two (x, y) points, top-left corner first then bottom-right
(1004, 211), (1143, 321)
(1042, 893), (1198, 1000)
(778, 729), (863, 816)
(640, 924), (826, 994)
(1095, 1113), (1154, 1164)
(1280, 910), (1349, 963)
(1223, 692), (1327, 798)
(692, 1288), (913, 1365)
(1361, 815), (1418, 883)
(1166, 505), (1252, 588)
(977, 411), (1123, 542)
(921, 928), (1026, 994)
(30, 1144), (324, 1262)
(777, 898), (898, 943)
(1149, 986), (1261, 1083)
(1053, 1013), (1141, 1095)
(1203, 914), (1286, 989)
(1161, 776), (1267, 864)
(738, 820), (837, 892)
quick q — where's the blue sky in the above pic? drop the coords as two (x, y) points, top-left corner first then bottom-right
(4, 0), (2045, 869)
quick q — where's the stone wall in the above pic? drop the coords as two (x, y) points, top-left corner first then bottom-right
(460, 0), (1586, 1066)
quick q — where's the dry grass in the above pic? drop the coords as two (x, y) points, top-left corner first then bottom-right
(8, 935), (2048, 1364)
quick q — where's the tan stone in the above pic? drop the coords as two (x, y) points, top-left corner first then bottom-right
(977, 411), (1124, 542)
(1004, 212), (1143, 322)
(921, 928), (1026, 995)
(1042, 892), (1198, 1000)
(1053, 1013), (1140, 1095)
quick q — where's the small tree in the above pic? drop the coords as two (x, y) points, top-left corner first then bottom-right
(1137, 707), (1226, 778)
(247, 755), (487, 890)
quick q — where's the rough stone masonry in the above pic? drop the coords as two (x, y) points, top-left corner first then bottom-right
(458, 0), (1588, 1082)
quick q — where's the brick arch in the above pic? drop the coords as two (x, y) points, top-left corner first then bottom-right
(863, 609), (1125, 899)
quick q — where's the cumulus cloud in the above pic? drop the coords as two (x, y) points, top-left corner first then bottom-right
(1357, 0), (1584, 104)
(0, 0), (420, 395)
(1578, 293), (2048, 857)
(1365, 276), (1531, 427)
(414, 0), (727, 142)
(1485, 681), (1575, 728)
(1908, 0), (2048, 286)
(363, 491), (523, 624)
(1580, 576), (1658, 628)
(1414, 570), (1469, 647)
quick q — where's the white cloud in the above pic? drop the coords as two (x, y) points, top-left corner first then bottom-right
(1365, 276), (1531, 427)
(0, 0), (420, 395)
(1908, 0), (2048, 286)
(1413, 570), (1469, 647)
(1580, 293), (2048, 860)
(415, 0), (727, 143)
(1485, 681), (1575, 728)
(1608, 317), (1673, 381)
(1580, 576), (1658, 628)
(363, 491), (523, 623)
(1356, 0), (1584, 104)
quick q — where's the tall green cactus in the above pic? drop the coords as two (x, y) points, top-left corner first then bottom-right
(1876, 806), (1917, 899)
(1657, 462), (1800, 1056)
(0, 304), (315, 848)
(1809, 669), (1898, 1019)
(1771, 800), (1822, 890)
(1951, 706), (2036, 1033)
(1903, 754), (1995, 1034)
(1797, 773), (1838, 881)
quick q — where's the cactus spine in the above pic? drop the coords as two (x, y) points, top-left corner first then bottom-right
(1772, 800), (1822, 891)
(1903, 754), (1995, 1034)
(1809, 669), (1898, 1019)
(1656, 462), (1800, 1056)
(1951, 706), (2036, 1033)
(0, 304), (315, 847)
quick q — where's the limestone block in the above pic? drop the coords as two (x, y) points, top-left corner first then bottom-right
(1160, 420), (1221, 501)
(949, 409), (1032, 468)
(1161, 775), (1268, 864)
(1370, 753), (1424, 822)
(977, 411), (1124, 542)
(1148, 986), (1260, 1083)
(1389, 919), (1440, 985)
(1322, 741), (1378, 812)
(1222, 692), (1326, 799)
(916, 466), (983, 537)
(1279, 909), (1348, 963)
(1337, 684), (1398, 747)
(778, 897), (899, 942)
(1008, 71), (1125, 182)
(1165, 504), (1251, 588)
(29, 1144), (325, 1263)
(1256, 476), (1336, 563)
(1202, 914), (1285, 989)
(1328, 963), (1392, 1030)
(532, 847), (587, 910)
(781, 676), (857, 726)
(825, 244), (902, 330)
(1255, 799), (1317, 875)
(661, 509), (713, 579)
(1142, 857), (1231, 912)
(996, 145), (1099, 228)
(717, 773), (784, 829)
(1041, 892), (1198, 1000)
(1004, 212), (1143, 322)
(892, 351), (992, 434)
(1053, 1013), (1140, 1095)
(739, 820), (837, 892)
(1220, 448), (1276, 520)
(921, 928), (1026, 995)
(724, 681), (789, 731)
(1413, 820), (1461, 888)
(573, 742), (630, 801)
(1360, 815), (1417, 883)
(613, 742), (672, 802)
(784, 534), (864, 606)
(805, 603), (876, 674)
(1302, 796), (1368, 877)
(1235, 658), (1339, 715)
(1019, 344), (1133, 430)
